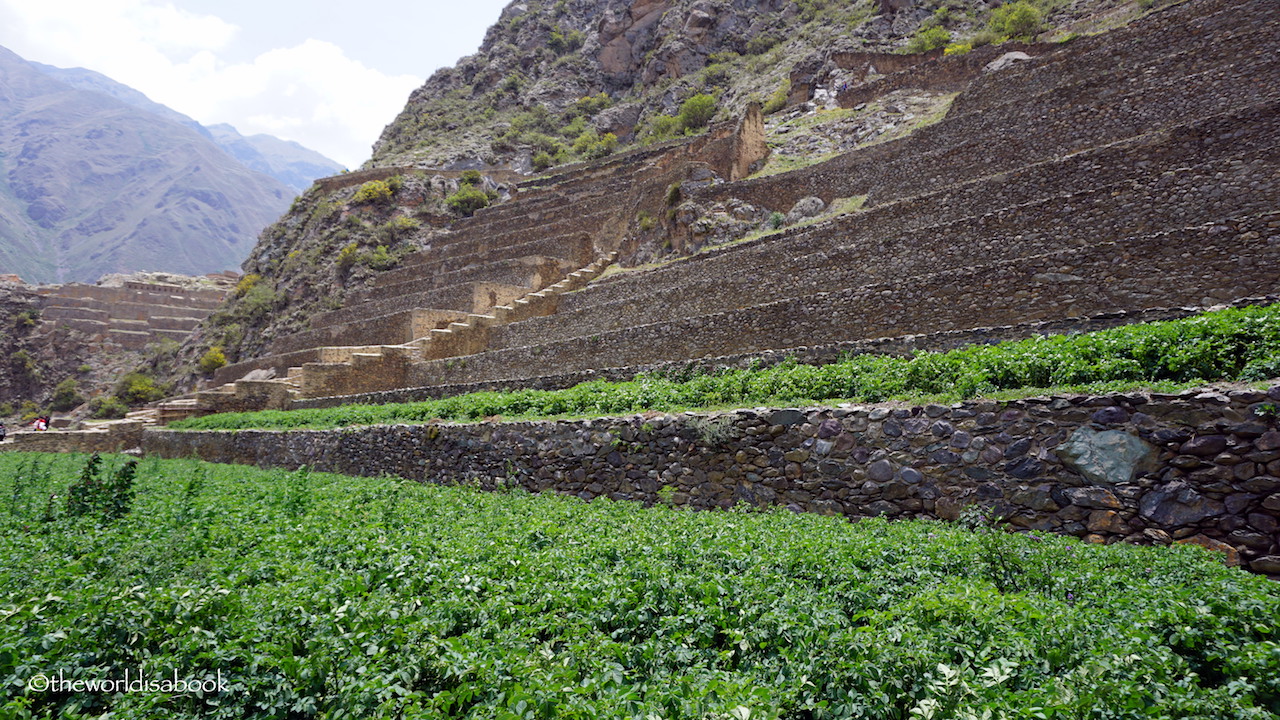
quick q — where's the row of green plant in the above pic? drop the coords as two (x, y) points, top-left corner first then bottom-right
(172, 304), (1280, 431)
(0, 452), (1275, 719)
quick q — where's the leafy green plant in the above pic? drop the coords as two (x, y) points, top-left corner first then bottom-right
(906, 25), (952, 53)
(361, 245), (398, 271)
(352, 179), (395, 205)
(532, 150), (556, 171)
(989, 1), (1044, 39)
(678, 93), (717, 131)
(49, 378), (84, 411)
(114, 372), (168, 405)
(446, 185), (493, 216)
(376, 215), (420, 244)
(88, 396), (129, 420)
(548, 26), (585, 54)
(64, 453), (137, 522)
(762, 81), (790, 115)
(0, 453), (1275, 719)
(197, 346), (227, 375)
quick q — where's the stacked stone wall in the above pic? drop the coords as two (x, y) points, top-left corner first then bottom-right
(143, 384), (1280, 574)
(289, 300), (1276, 412)
(403, 214), (1278, 388)
(948, 0), (1263, 117)
(835, 43), (1055, 109)
(312, 166), (527, 194)
(499, 141), (1274, 349)
(0, 422), (143, 454)
(690, 13), (1278, 214)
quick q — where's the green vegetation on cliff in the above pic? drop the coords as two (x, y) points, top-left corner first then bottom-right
(1, 453), (1276, 718)
(171, 304), (1280, 431)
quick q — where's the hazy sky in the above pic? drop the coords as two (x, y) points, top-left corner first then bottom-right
(0, 0), (512, 168)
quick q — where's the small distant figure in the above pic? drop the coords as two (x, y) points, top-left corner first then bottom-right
(0, 422), (6, 441)
(32, 416), (48, 432)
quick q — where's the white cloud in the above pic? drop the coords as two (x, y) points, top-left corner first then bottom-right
(0, 0), (422, 168)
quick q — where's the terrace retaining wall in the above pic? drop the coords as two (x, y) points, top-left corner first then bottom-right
(143, 385), (1280, 575)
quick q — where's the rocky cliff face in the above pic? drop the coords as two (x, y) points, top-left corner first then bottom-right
(368, 0), (1124, 171)
(0, 46), (296, 284)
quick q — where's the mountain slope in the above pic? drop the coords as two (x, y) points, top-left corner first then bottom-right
(205, 124), (345, 193)
(0, 45), (295, 284)
(25, 61), (344, 196)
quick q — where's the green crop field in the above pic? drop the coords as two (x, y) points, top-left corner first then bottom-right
(0, 453), (1277, 719)
(170, 304), (1280, 432)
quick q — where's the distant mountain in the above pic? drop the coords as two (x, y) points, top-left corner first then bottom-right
(28, 61), (208, 135)
(0, 45), (294, 284)
(205, 124), (345, 193)
(28, 62), (344, 193)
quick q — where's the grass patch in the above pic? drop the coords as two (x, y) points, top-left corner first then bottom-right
(170, 305), (1280, 431)
(0, 453), (1276, 719)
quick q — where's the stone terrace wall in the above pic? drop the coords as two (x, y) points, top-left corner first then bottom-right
(144, 384), (1280, 574)
(287, 299), (1277, 411)
(313, 166), (526, 194)
(398, 212), (1279, 389)
(690, 0), (1278, 214)
(496, 134), (1274, 349)
(0, 422), (144, 454)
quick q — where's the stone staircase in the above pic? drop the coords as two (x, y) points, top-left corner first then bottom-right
(156, 253), (616, 420)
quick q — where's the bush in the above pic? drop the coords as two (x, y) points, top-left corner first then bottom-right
(64, 453), (137, 522)
(763, 81), (790, 115)
(989, 1), (1044, 39)
(114, 372), (168, 405)
(335, 241), (360, 271)
(944, 42), (973, 56)
(458, 169), (483, 186)
(532, 150), (556, 172)
(361, 245), (397, 271)
(376, 216), (420, 244)
(49, 378), (84, 411)
(677, 93), (717, 131)
(572, 129), (618, 160)
(746, 33), (781, 55)
(548, 26), (584, 54)
(906, 25), (952, 53)
(646, 115), (681, 142)
(88, 396), (129, 419)
(352, 179), (394, 205)
(568, 92), (611, 118)
(197, 347), (227, 375)
(446, 185), (492, 216)
(234, 273), (261, 297)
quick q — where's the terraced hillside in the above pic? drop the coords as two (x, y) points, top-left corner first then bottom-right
(155, 0), (1277, 421)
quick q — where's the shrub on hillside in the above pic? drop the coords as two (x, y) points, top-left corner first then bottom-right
(49, 379), (84, 411)
(572, 129), (618, 160)
(352, 179), (394, 205)
(114, 372), (168, 405)
(678, 93), (717, 131)
(763, 81), (790, 115)
(906, 25), (952, 53)
(88, 396), (129, 419)
(446, 185), (493, 216)
(197, 346), (227, 375)
(989, 1), (1044, 39)
(532, 150), (557, 172)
